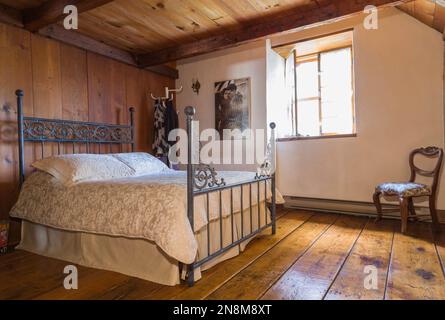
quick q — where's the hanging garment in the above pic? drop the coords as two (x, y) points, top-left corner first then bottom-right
(165, 100), (179, 146)
(152, 99), (170, 156)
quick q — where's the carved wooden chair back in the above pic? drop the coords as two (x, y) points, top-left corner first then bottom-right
(408, 147), (444, 195)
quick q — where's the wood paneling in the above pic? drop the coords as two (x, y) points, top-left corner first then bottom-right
(30, 34), (62, 119)
(0, 21), (174, 244)
(0, 23), (33, 245)
(87, 52), (126, 125)
(31, 33), (62, 159)
(60, 43), (88, 121)
(60, 43), (88, 154)
(38, 24), (178, 78)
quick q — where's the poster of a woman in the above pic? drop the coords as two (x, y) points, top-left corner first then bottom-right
(214, 78), (251, 138)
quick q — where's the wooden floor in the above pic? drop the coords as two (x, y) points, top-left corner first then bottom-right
(1, 208), (445, 300)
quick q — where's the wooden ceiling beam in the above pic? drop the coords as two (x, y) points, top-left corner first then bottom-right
(23, 0), (115, 32)
(432, 1), (445, 34)
(39, 24), (136, 64)
(0, 3), (23, 28)
(138, 0), (408, 67)
(143, 64), (179, 79)
(39, 25), (178, 79)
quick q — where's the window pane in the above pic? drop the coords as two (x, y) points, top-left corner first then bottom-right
(296, 59), (318, 99)
(320, 47), (353, 134)
(297, 99), (320, 136)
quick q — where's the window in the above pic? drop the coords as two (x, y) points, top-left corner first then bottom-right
(271, 31), (355, 139)
(296, 46), (355, 137)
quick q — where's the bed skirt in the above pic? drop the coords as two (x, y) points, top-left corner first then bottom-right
(17, 203), (269, 286)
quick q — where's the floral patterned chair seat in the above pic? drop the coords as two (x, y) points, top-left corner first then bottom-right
(376, 182), (431, 197)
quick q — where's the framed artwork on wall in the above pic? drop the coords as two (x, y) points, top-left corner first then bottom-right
(214, 77), (251, 138)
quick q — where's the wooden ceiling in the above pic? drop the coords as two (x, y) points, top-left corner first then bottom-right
(1, 0), (443, 71)
(75, 0), (319, 54)
(398, 0), (445, 33)
(0, 0), (328, 53)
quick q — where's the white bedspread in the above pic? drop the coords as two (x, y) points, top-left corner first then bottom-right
(10, 170), (282, 265)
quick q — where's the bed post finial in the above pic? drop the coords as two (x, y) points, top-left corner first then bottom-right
(129, 107), (135, 152)
(184, 106), (195, 117)
(16, 89), (25, 188)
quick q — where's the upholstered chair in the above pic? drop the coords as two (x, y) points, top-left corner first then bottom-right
(373, 147), (443, 234)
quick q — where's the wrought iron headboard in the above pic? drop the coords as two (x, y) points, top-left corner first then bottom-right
(15, 89), (135, 187)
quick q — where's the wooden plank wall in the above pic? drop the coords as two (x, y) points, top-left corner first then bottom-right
(0, 21), (174, 245)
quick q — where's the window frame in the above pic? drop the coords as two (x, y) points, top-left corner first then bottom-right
(281, 44), (356, 141)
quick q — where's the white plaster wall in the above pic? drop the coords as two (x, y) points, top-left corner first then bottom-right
(176, 7), (445, 208)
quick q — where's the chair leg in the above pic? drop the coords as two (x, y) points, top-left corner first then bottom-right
(408, 198), (418, 222)
(373, 191), (383, 221)
(399, 197), (409, 234)
(429, 195), (440, 233)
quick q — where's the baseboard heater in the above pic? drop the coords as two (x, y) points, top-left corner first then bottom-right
(284, 196), (443, 223)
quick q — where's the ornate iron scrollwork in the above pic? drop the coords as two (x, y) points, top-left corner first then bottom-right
(255, 142), (274, 179)
(23, 118), (132, 144)
(194, 164), (226, 190)
(255, 122), (276, 179)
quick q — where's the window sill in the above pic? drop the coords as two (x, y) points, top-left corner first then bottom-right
(276, 133), (357, 142)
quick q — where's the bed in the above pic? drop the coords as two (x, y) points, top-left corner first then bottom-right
(9, 89), (280, 286)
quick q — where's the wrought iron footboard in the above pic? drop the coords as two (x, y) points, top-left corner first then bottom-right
(184, 106), (276, 286)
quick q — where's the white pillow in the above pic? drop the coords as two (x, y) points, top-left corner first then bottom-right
(32, 154), (136, 186)
(112, 152), (171, 176)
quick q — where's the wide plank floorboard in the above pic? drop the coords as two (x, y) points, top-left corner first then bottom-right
(261, 215), (367, 300)
(385, 222), (445, 300)
(0, 254), (72, 299)
(207, 213), (337, 300)
(160, 211), (314, 300)
(435, 224), (445, 278)
(1, 209), (445, 300)
(324, 219), (395, 300)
